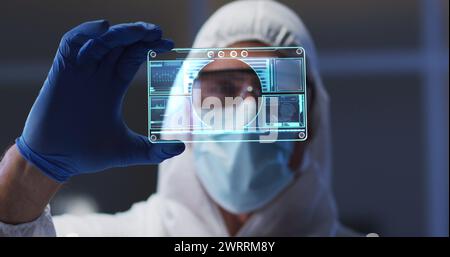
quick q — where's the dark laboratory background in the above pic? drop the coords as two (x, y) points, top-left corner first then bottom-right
(0, 0), (448, 236)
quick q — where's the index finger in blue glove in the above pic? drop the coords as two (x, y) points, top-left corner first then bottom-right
(148, 141), (186, 163)
(58, 20), (110, 63)
(77, 22), (162, 65)
(64, 19), (110, 39)
(126, 134), (185, 165)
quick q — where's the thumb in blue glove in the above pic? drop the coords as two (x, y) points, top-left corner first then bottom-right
(16, 20), (185, 182)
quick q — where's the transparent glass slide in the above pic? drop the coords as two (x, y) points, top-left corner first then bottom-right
(147, 47), (308, 143)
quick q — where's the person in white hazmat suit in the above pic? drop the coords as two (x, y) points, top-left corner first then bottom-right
(0, 0), (355, 236)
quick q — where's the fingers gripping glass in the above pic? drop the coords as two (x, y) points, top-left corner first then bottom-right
(147, 47), (308, 143)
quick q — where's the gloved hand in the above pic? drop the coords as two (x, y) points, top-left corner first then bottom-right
(15, 20), (185, 183)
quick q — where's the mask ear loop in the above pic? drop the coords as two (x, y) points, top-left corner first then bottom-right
(187, 103), (194, 144)
(288, 68), (315, 172)
(188, 77), (204, 145)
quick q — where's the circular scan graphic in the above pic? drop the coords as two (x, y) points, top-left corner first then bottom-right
(192, 59), (262, 130)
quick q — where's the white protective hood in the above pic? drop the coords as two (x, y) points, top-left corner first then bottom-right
(156, 0), (339, 236)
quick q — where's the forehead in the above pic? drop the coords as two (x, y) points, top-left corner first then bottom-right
(202, 41), (278, 72)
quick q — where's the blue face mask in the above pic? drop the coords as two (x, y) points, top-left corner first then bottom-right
(193, 134), (294, 214)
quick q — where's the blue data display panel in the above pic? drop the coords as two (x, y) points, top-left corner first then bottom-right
(148, 47), (308, 143)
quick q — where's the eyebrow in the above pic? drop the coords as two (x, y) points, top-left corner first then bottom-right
(198, 68), (255, 76)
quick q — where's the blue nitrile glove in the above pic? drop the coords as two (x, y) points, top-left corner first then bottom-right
(15, 20), (185, 182)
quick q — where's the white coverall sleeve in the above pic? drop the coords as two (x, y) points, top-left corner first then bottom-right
(0, 195), (166, 237)
(54, 196), (166, 237)
(0, 206), (56, 236)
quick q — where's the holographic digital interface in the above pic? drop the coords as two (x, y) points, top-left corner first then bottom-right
(148, 47), (308, 143)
